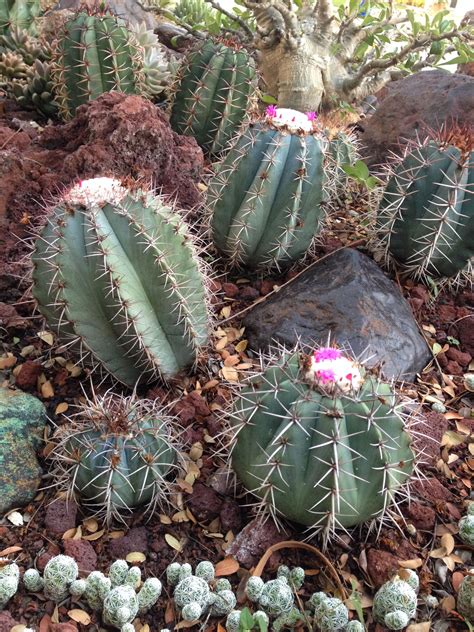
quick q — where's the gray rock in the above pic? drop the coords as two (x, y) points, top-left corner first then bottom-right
(360, 70), (474, 166)
(243, 249), (431, 381)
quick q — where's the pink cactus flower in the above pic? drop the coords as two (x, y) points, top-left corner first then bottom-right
(266, 105), (278, 117)
(304, 347), (363, 393)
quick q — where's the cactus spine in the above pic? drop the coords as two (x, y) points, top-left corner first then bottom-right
(50, 391), (181, 522)
(32, 178), (210, 385)
(375, 129), (474, 284)
(230, 345), (416, 540)
(208, 107), (327, 270)
(170, 40), (257, 155)
(50, 9), (145, 120)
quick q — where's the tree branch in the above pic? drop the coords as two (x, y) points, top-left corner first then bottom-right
(313, 0), (334, 27)
(243, 0), (299, 41)
(202, 0), (254, 39)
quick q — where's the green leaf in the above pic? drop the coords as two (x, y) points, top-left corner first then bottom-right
(254, 611), (269, 632)
(260, 93), (278, 104)
(239, 607), (255, 631)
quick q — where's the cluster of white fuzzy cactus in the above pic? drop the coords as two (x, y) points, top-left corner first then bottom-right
(372, 569), (419, 630)
(166, 561), (236, 621)
(22, 556), (161, 631)
(0, 561), (20, 609)
(459, 504), (474, 546)
(458, 571), (474, 623)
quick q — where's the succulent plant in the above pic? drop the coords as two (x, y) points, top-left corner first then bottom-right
(345, 621), (365, 631)
(170, 39), (257, 156)
(229, 344), (417, 540)
(0, 562), (19, 609)
(459, 503), (474, 546)
(103, 585), (139, 628)
(23, 568), (44, 593)
(311, 595), (349, 632)
(372, 571), (418, 630)
(43, 555), (79, 601)
(32, 178), (211, 386)
(0, 26), (50, 64)
(50, 390), (181, 523)
(130, 21), (170, 100)
(50, 9), (148, 120)
(324, 130), (359, 201)
(12, 59), (58, 117)
(246, 575), (294, 617)
(208, 107), (327, 270)
(0, 0), (50, 35)
(458, 572), (474, 622)
(374, 127), (474, 285)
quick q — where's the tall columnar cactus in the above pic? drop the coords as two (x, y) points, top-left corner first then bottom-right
(230, 344), (416, 540)
(50, 9), (145, 120)
(50, 391), (181, 523)
(32, 178), (211, 386)
(208, 107), (327, 270)
(170, 40), (257, 156)
(375, 128), (474, 284)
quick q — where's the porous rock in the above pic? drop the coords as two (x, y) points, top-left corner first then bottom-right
(361, 70), (474, 166)
(63, 539), (98, 575)
(40, 92), (204, 209)
(243, 249), (431, 381)
(108, 526), (148, 558)
(0, 387), (47, 514)
(45, 499), (78, 536)
(227, 518), (286, 568)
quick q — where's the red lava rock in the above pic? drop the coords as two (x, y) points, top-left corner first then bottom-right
(445, 360), (463, 376)
(0, 125), (31, 151)
(446, 347), (472, 367)
(63, 539), (98, 575)
(173, 391), (210, 426)
(14, 360), (43, 390)
(405, 502), (436, 530)
(0, 611), (18, 632)
(410, 286), (429, 302)
(413, 411), (448, 464)
(239, 286), (260, 301)
(457, 315), (474, 356)
(219, 497), (243, 533)
(366, 549), (400, 588)
(187, 391), (210, 417)
(39, 92), (204, 209)
(412, 477), (456, 503)
(437, 352), (448, 368)
(48, 624), (78, 632)
(185, 482), (223, 523)
(0, 302), (27, 328)
(222, 282), (239, 298)
(226, 518), (286, 568)
(44, 499), (78, 536)
(37, 543), (61, 572)
(437, 304), (457, 322)
(258, 279), (275, 296)
(108, 526), (148, 558)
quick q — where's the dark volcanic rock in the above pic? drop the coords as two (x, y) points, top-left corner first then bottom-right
(44, 499), (78, 536)
(227, 518), (286, 568)
(243, 249), (431, 381)
(108, 526), (148, 558)
(361, 70), (474, 166)
(63, 539), (97, 575)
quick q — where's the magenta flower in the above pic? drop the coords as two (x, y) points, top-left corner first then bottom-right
(314, 347), (342, 362)
(266, 105), (278, 117)
(305, 111), (317, 121)
(316, 368), (336, 383)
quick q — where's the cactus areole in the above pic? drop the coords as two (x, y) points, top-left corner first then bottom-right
(230, 347), (415, 531)
(209, 107), (326, 270)
(32, 178), (210, 386)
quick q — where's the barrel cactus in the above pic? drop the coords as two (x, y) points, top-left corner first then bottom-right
(170, 39), (257, 155)
(50, 9), (158, 119)
(50, 390), (181, 523)
(374, 127), (474, 284)
(208, 106), (327, 270)
(0, 0), (50, 35)
(229, 344), (416, 540)
(32, 177), (211, 386)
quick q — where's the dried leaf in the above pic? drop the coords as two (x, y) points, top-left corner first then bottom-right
(175, 620), (198, 629)
(51, 605), (60, 624)
(221, 366), (239, 381)
(441, 431), (465, 448)
(235, 340), (248, 353)
(126, 552), (146, 563)
(159, 514), (172, 525)
(189, 443), (203, 461)
(220, 306), (231, 319)
(39, 614), (51, 632)
(7, 511), (23, 526)
(165, 534), (183, 552)
(452, 571), (465, 592)
(224, 355), (240, 367)
(215, 557), (240, 577)
(11, 626), (29, 632)
(0, 546), (22, 556)
(398, 558), (423, 569)
(139, 625), (150, 632)
(429, 547), (448, 559)
(83, 517), (99, 533)
(0, 354), (17, 369)
(440, 595), (456, 613)
(406, 623), (431, 632)
(442, 556), (456, 571)
(202, 379), (219, 391)
(68, 609), (92, 625)
(172, 511), (190, 523)
(109, 530), (126, 539)
(82, 529), (105, 541)
(72, 525), (82, 540)
(215, 337), (228, 351)
(41, 380), (54, 399)
(469, 443), (474, 456)
(55, 402), (69, 415)
(441, 533), (455, 555)
(38, 330), (54, 346)
(422, 324), (436, 334)
(455, 420), (472, 434)
(165, 600), (175, 624)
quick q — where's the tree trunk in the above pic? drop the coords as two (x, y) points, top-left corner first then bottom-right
(258, 35), (330, 111)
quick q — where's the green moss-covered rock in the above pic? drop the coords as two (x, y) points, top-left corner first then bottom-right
(0, 387), (47, 514)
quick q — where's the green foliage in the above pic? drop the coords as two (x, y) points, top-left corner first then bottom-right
(229, 345), (416, 538)
(208, 115), (326, 270)
(167, 0), (256, 36)
(32, 178), (211, 386)
(375, 134), (474, 283)
(50, 391), (180, 523)
(342, 159), (379, 191)
(50, 10), (144, 119)
(170, 40), (257, 155)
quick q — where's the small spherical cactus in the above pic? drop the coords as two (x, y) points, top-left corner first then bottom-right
(43, 555), (79, 601)
(226, 610), (242, 632)
(178, 564), (193, 583)
(401, 569), (419, 592)
(137, 577), (162, 613)
(23, 568), (44, 593)
(216, 578), (232, 592)
(166, 563), (182, 587)
(423, 595), (439, 608)
(457, 572), (474, 622)
(109, 560), (129, 587)
(313, 596), (349, 632)
(182, 602), (203, 621)
(209, 589), (237, 616)
(246, 576), (265, 601)
(195, 561), (215, 582)
(0, 563), (19, 609)
(308, 591), (329, 611)
(103, 585), (139, 628)
(459, 505), (474, 546)
(121, 624), (136, 632)
(345, 620), (365, 631)
(431, 402), (446, 413)
(84, 571), (112, 610)
(373, 575), (417, 629)
(289, 567), (305, 590)
(384, 610), (410, 630)
(257, 577), (294, 617)
(125, 566), (141, 588)
(174, 576), (210, 617)
(69, 579), (87, 598)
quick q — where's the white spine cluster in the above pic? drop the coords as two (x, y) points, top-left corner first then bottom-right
(459, 504), (474, 546)
(23, 569), (44, 593)
(372, 573), (418, 630)
(103, 585), (139, 628)
(457, 572), (474, 622)
(43, 555), (79, 601)
(0, 562), (20, 609)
